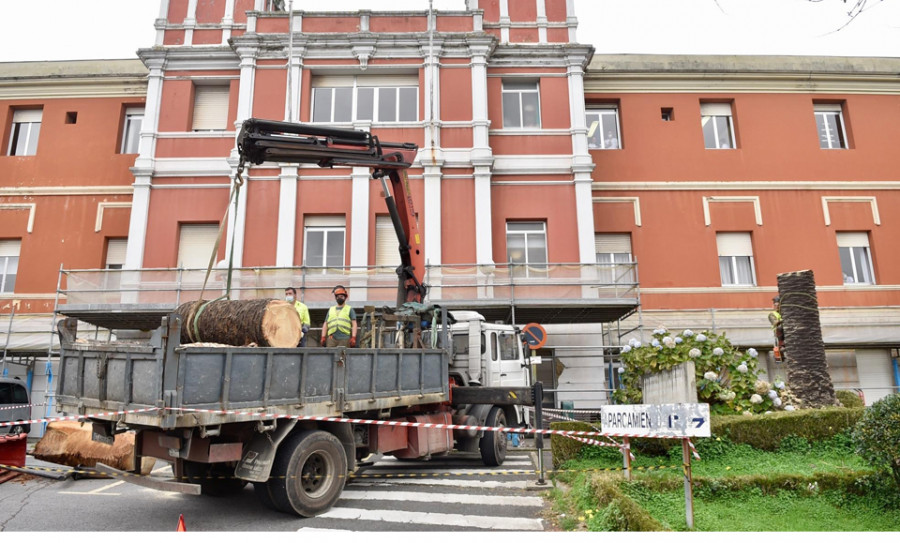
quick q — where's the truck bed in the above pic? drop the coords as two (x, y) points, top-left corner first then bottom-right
(55, 315), (449, 429)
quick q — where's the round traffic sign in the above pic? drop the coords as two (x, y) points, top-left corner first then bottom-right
(522, 322), (547, 350)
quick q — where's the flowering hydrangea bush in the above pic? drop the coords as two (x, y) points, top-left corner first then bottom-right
(614, 327), (793, 415)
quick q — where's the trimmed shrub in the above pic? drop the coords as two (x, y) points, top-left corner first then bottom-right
(550, 421), (597, 466)
(852, 393), (900, 488)
(709, 407), (864, 451)
(587, 474), (666, 531)
(835, 389), (864, 409)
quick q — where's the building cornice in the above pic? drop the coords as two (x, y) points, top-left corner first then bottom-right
(592, 181), (900, 191)
(0, 59), (148, 99)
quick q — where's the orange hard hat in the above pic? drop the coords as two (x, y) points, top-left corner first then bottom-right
(332, 285), (348, 297)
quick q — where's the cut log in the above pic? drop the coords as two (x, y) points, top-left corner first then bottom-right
(31, 421), (154, 475)
(175, 298), (302, 348)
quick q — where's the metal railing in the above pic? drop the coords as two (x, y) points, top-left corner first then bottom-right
(58, 261), (640, 309)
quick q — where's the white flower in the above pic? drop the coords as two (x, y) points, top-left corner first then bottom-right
(621, 345), (632, 353)
(663, 336), (676, 348)
(675, 336), (683, 344)
(750, 394), (763, 404)
(618, 367), (625, 374)
(768, 390), (779, 400)
(736, 363), (748, 374)
(713, 347), (724, 356)
(683, 329), (694, 337)
(651, 339), (660, 348)
(773, 398), (782, 407)
(628, 338), (639, 347)
(784, 405), (795, 412)
(774, 380), (785, 390)
(748, 348), (758, 358)
(742, 411), (754, 417)
(696, 333), (707, 342)
(704, 371), (717, 380)
(690, 348), (702, 358)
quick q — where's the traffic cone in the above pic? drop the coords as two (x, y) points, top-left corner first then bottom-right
(176, 514), (186, 532)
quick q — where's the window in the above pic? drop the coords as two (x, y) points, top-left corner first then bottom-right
(814, 103), (847, 149)
(586, 107), (620, 149)
(120, 107), (144, 154)
(716, 232), (755, 286)
(837, 232), (874, 284)
(661, 108), (674, 121)
(502, 80), (540, 129)
(7, 109), (42, 156)
(595, 233), (634, 284)
(701, 103), (735, 149)
(506, 221), (547, 277)
(65, 112), (78, 124)
(375, 215), (401, 272)
(304, 216), (345, 271)
(0, 240), (21, 293)
(105, 239), (127, 270)
(311, 75), (418, 123)
(191, 84), (230, 131)
(177, 224), (219, 268)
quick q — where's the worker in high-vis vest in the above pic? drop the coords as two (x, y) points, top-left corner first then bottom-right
(284, 286), (310, 347)
(321, 285), (357, 348)
(768, 295), (786, 361)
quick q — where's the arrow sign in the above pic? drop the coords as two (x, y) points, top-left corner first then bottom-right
(692, 417), (706, 428)
(601, 403), (711, 438)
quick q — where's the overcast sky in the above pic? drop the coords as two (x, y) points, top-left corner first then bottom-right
(0, 0), (898, 62)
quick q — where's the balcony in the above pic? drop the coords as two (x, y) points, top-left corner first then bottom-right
(57, 262), (640, 330)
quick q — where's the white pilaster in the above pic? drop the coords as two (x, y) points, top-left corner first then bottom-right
(226, 172), (248, 267)
(537, 0), (547, 43)
(474, 170), (494, 265)
(285, 47), (303, 122)
(155, 0), (170, 46)
(222, 0), (235, 43)
(423, 166), (443, 267)
(276, 167), (298, 266)
(184, 0), (198, 46)
(349, 166), (371, 269)
(470, 44), (494, 265)
(234, 48), (258, 128)
(566, 54), (596, 264)
(567, 0), (578, 43)
(499, 0), (510, 43)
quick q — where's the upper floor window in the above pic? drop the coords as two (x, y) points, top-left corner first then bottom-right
(105, 239), (127, 270)
(304, 216), (345, 272)
(586, 106), (620, 149)
(192, 84), (230, 131)
(7, 109), (42, 156)
(120, 107), (144, 154)
(814, 103), (847, 149)
(177, 224), (219, 268)
(502, 80), (541, 129)
(0, 240), (21, 293)
(507, 221), (547, 277)
(595, 233), (634, 284)
(701, 103), (735, 149)
(311, 75), (418, 124)
(716, 232), (755, 286)
(837, 232), (874, 285)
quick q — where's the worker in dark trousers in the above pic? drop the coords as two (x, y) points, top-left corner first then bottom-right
(320, 285), (357, 347)
(769, 295), (786, 361)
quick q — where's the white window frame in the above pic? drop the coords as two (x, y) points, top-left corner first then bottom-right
(304, 216), (346, 272)
(191, 84), (230, 132)
(716, 232), (756, 286)
(814, 103), (848, 150)
(701, 103), (735, 149)
(501, 80), (541, 129)
(310, 75), (418, 124)
(586, 106), (621, 149)
(120, 107), (144, 154)
(837, 232), (874, 285)
(0, 240), (21, 293)
(595, 233), (633, 284)
(506, 221), (548, 277)
(7, 109), (42, 156)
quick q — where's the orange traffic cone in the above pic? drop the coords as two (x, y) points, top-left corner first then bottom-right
(176, 514), (186, 532)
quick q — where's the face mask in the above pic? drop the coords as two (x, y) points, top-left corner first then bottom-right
(335, 296), (346, 305)
(285, 295), (294, 302)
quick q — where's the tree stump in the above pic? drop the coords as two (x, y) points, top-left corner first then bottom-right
(776, 269), (838, 408)
(175, 299), (302, 348)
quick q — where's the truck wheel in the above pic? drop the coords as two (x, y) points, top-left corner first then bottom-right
(479, 407), (508, 467)
(268, 430), (348, 517)
(183, 461), (248, 497)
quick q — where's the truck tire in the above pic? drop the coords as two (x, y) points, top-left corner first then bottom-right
(268, 430), (348, 517)
(479, 407), (508, 467)
(183, 460), (248, 497)
(254, 481), (278, 511)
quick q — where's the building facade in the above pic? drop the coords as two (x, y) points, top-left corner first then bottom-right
(1, 1), (899, 431)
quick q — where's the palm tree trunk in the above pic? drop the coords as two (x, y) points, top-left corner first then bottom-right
(776, 270), (837, 408)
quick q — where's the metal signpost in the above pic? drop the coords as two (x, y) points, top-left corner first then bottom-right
(600, 403), (710, 529)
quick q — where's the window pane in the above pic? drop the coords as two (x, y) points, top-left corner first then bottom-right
(378, 88), (397, 122)
(334, 88), (353, 122)
(702, 116), (717, 149)
(815, 113), (830, 148)
(526, 234), (547, 265)
(507, 234), (526, 263)
(839, 247), (855, 283)
(399, 87), (417, 122)
(719, 256), (734, 285)
(521, 92), (540, 128)
(715, 117), (732, 148)
(502, 93), (521, 128)
(305, 230), (324, 267)
(735, 256), (753, 284)
(1, 256), (17, 293)
(325, 231), (344, 268)
(601, 113), (619, 149)
(357, 87), (374, 121)
(853, 247), (873, 283)
(586, 113), (601, 148)
(312, 89), (333, 122)
(123, 115), (143, 154)
(499, 332), (518, 360)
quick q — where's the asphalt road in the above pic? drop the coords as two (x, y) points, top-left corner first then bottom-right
(0, 445), (553, 532)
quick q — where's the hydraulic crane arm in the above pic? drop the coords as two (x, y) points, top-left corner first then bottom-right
(236, 118), (427, 305)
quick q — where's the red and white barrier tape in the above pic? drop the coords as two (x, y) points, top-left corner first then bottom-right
(0, 403), (46, 412)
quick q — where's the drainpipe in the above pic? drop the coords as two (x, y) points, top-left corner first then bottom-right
(892, 357), (900, 393)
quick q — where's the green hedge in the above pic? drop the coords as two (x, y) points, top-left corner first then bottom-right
(836, 390), (865, 409)
(587, 474), (667, 531)
(550, 421), (596, 466)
